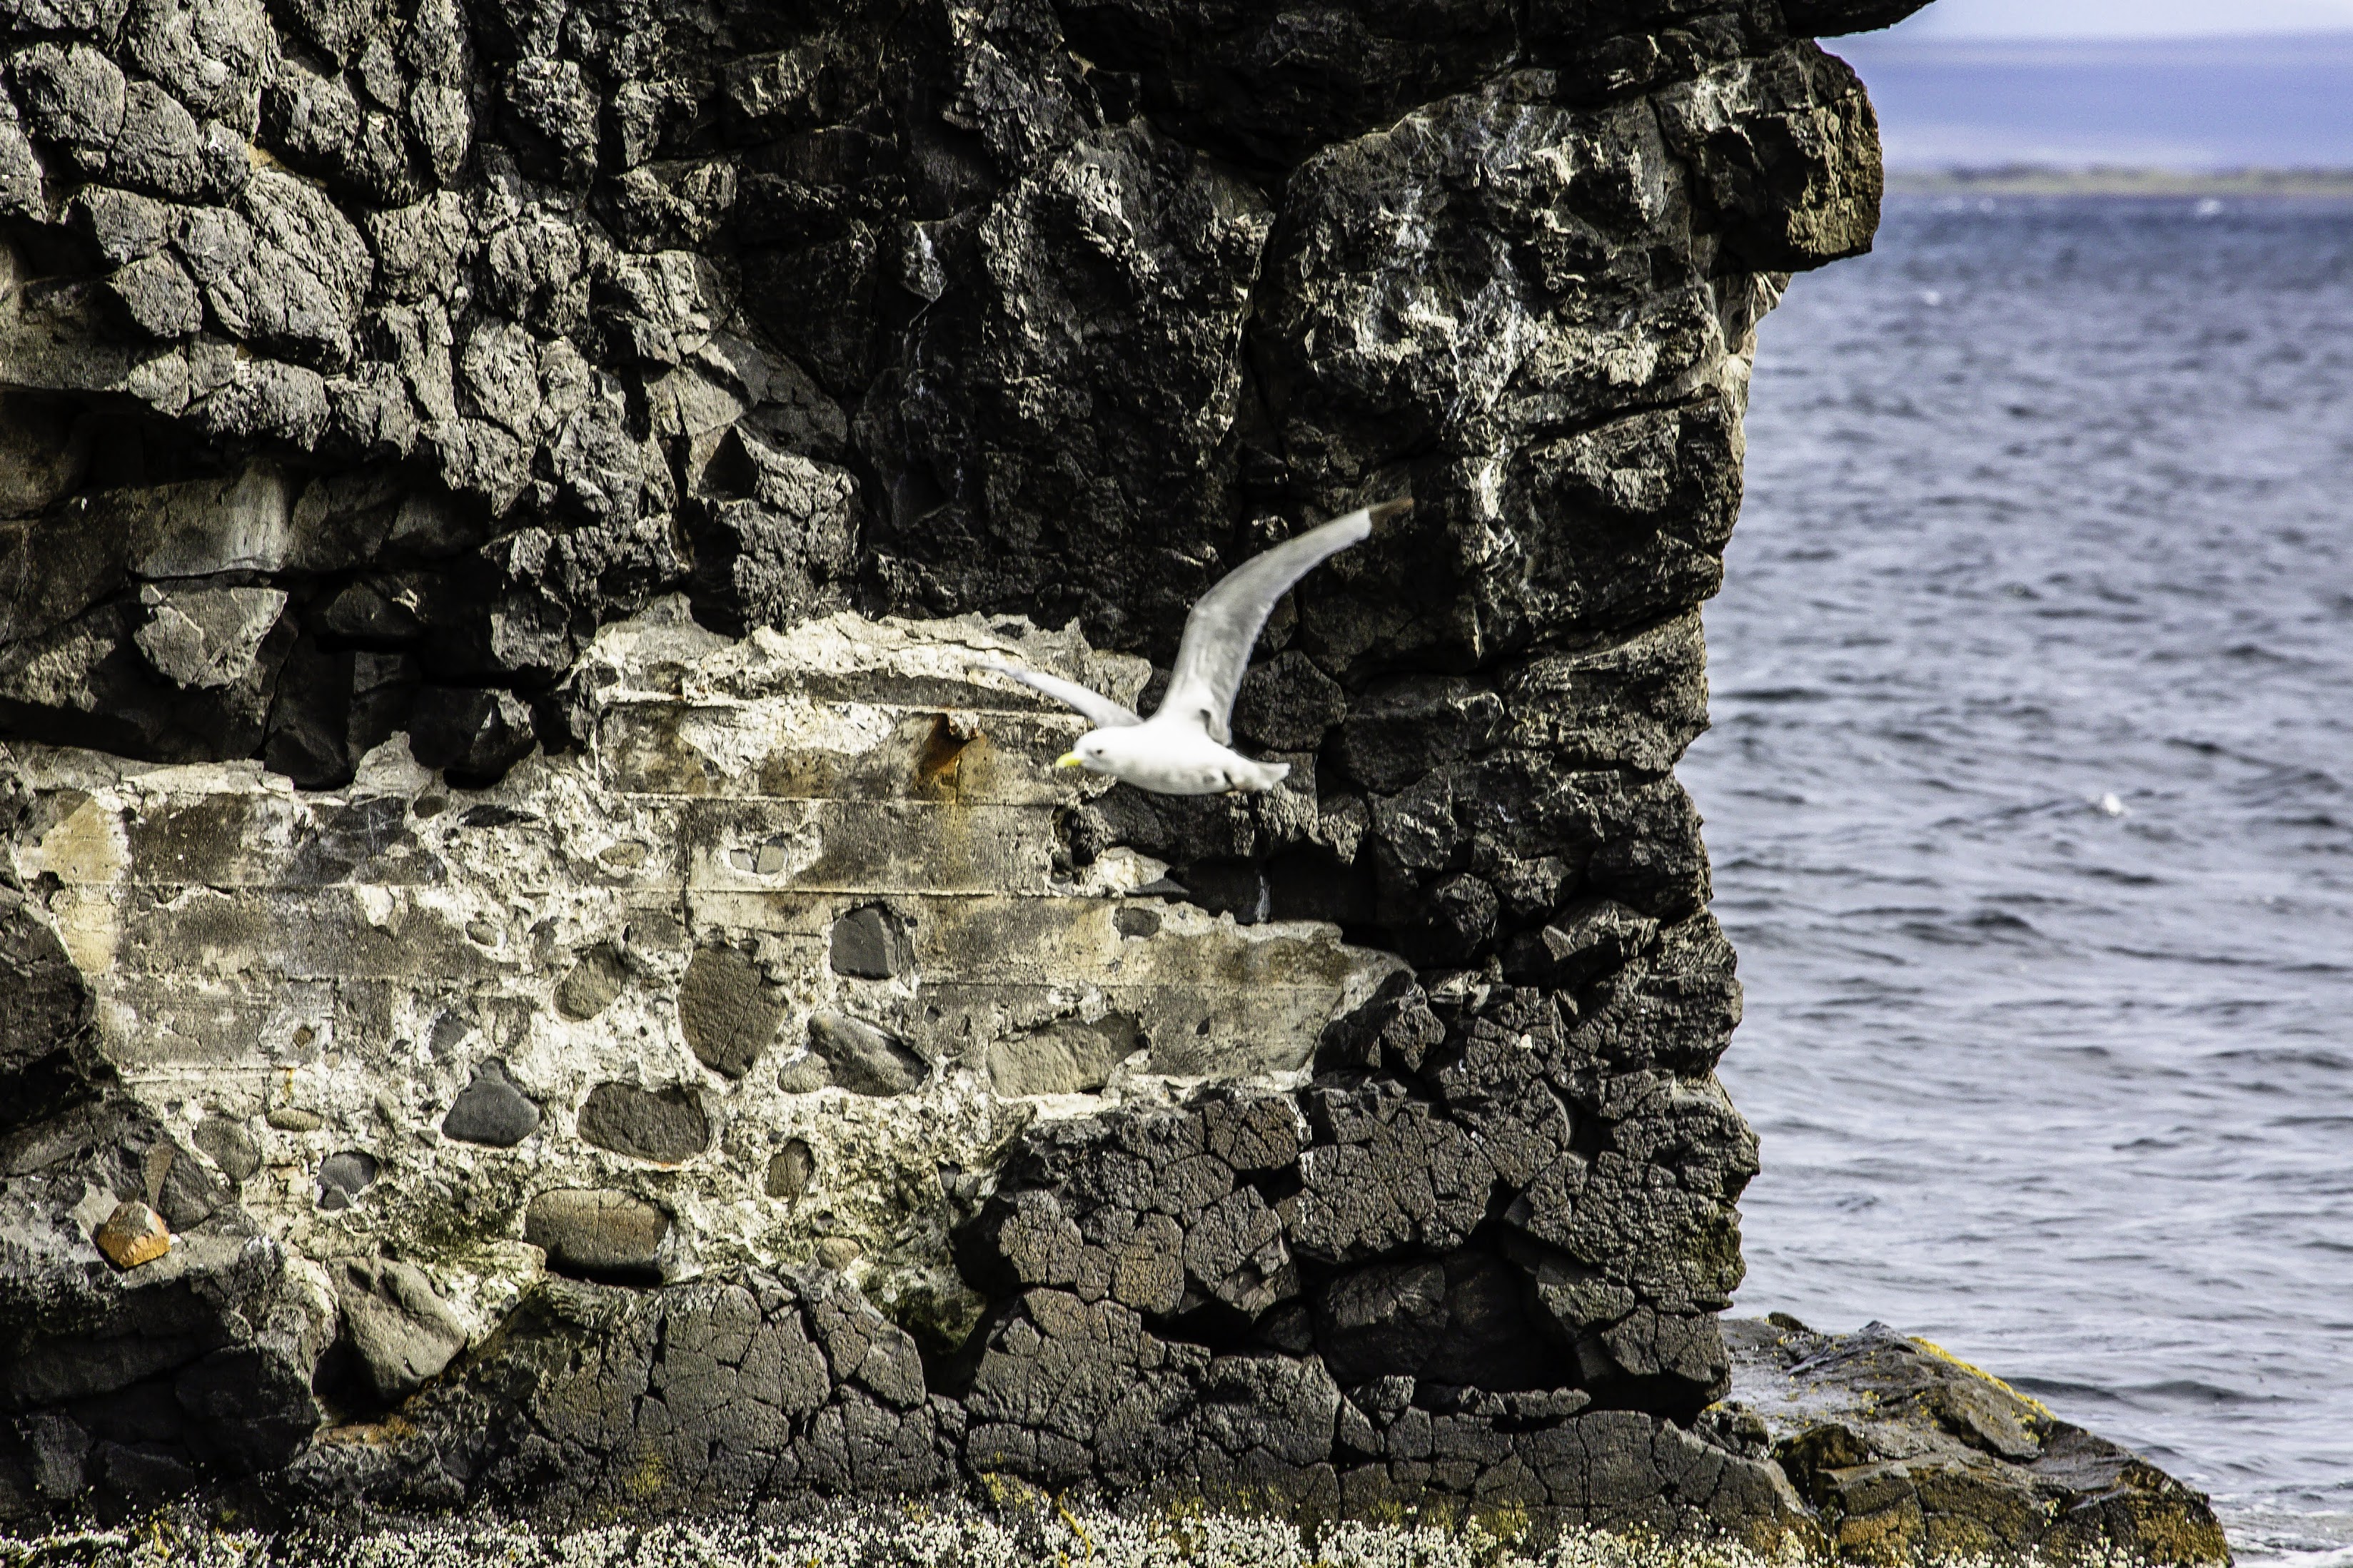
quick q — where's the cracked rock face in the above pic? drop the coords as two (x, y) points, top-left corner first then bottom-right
(0, 0), (2234, 1557)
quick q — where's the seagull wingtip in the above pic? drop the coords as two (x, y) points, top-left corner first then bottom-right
(1366, 496), (1414, 527)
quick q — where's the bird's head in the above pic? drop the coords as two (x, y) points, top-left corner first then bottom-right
(1055, 730), (1121, 775)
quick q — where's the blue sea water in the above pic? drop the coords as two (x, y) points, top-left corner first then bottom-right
(1688, 196), (2353, 1562)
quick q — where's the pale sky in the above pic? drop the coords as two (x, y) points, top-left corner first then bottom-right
(1895, 0), (2353, 36)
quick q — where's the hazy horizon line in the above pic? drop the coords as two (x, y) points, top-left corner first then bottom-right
(1882, 164), (2353, 194)
(1841, 29), (2353, 51)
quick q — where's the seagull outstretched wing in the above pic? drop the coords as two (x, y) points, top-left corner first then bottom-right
(1159, 498), (1406, 744)
(974, 659), (1142, 729)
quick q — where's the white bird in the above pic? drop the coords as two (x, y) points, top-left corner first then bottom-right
(977, 498), (1409, 796)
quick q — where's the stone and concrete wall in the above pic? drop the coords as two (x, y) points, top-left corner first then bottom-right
(11, 607), (1401, 1351)
(0, 0), (2228, 1558)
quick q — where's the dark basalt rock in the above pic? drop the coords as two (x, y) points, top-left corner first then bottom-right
(0, 889), (94, 1131)
(1232, 650), (1348, 752)
(366, 1271), (934, 1517)
(0, 958), (333, 1509)
(330, 1258), (469, 1404)
(554, 943), (628, 1021)
(1316, 1259), (1448, 1387)
(676, 944), (782, 1077)
(575, 1083), (710, 1163)
(191, 1116), (262, 1181)
(1725, 1317), (2232, 1567)
(407, 687), (538, 786)
(440, 1059), (542, 1148)
(316, 1150), (379, 1209)
(523, 1189), (671, 1281)
(826, 905), (912, 981)
(804, 1013), (926, 1098)
(765, 1138), (815, 1200)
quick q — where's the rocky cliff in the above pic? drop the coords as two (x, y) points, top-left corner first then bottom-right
(0, 0), (2221, 1555)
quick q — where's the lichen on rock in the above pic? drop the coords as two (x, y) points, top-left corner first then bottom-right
(1724, 1317), (2232, 1566)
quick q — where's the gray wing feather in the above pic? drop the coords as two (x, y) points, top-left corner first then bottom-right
(974, 659), (1142, 729)
(1158, 503), (1388, 742)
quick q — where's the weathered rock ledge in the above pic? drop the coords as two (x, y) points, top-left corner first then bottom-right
(1723, 1319), (2230, 1566)
(0, 1319), (2234, 1565)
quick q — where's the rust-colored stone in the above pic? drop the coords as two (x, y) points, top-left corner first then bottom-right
(94, 1200), (170, 1268)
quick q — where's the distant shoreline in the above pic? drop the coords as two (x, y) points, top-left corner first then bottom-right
(1887, 166), (2353, 197)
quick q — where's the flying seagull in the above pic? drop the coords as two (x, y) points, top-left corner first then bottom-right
(977, 498), (1409, 796)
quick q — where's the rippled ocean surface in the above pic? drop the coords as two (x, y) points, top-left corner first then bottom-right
(1686, 197), (2353, 1563)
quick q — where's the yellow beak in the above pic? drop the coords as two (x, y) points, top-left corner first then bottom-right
(1055, 752), (1087, 769)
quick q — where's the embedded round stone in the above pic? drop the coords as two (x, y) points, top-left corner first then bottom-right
(676, 944), (782, 1078)
(827, 905), (912, 979)
(765, 1138), (814, 1199)
(193, 1116), (261, 1180)
(576, 1082), (708, 1162)
(554, 943), (628, 1021)
(806, 1013), (925, 1096)
(94, 1200), (170, 1269)
(440, 1058), (540, 1147)
(775, 1053), (831, 1093)
(318, 1150), (380, 1209)
(524, 1188), (668, 1278)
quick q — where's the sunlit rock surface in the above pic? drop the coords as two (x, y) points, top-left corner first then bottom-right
(0, 0), (2224, 1554)
(7, 604), (1398, 1347)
